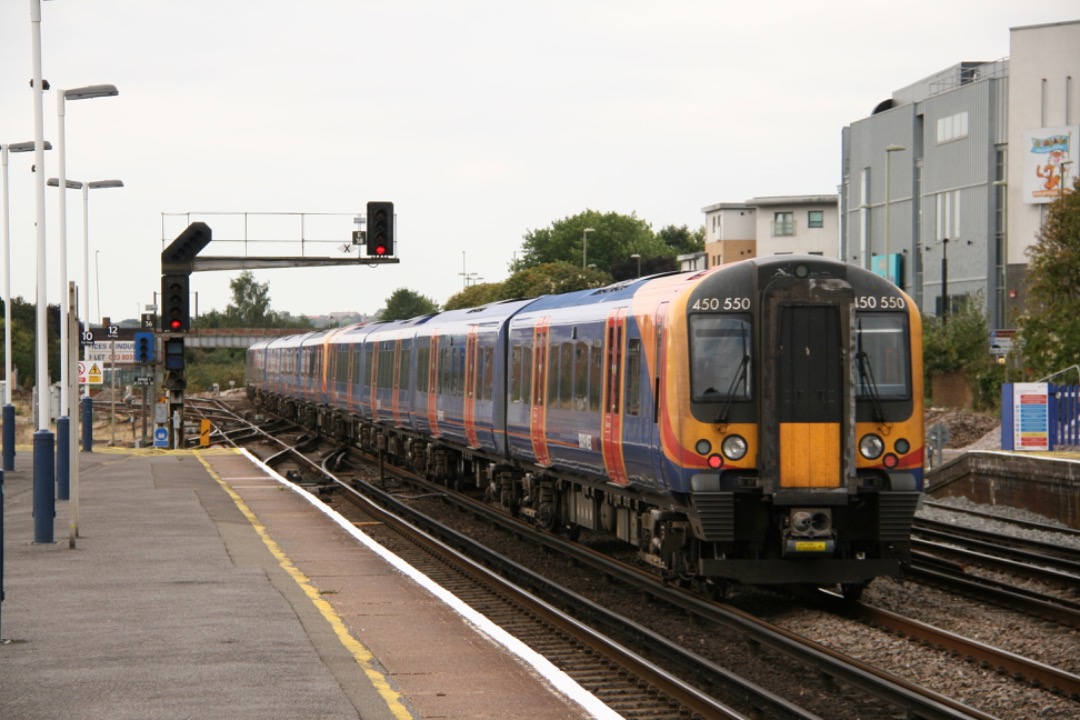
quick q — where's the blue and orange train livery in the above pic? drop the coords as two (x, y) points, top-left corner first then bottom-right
(248, 255), (924, 597)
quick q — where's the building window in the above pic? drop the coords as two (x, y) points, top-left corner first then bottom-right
(936, 111), (969, 144)
(808, 210), (824, 229)
(772, 211), (794, 236)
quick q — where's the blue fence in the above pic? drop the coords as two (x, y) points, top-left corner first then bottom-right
(1001, 383), (1080, 451)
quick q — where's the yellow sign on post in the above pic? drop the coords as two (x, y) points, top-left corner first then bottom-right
(200, 419), (211, 448)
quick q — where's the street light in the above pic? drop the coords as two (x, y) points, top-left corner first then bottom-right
(630, 253), (641, 278)
(884, 144), (906, 283)
(54, 82), (119, 499)
(30, 0), (56, 544)
(582, 227), (595, 269)
(992, 179), (1008, 329)
(47, 178), (124, 353)
(1, 139), (52, 471)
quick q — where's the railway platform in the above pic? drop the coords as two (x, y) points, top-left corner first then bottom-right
(0, 447), (610, 720)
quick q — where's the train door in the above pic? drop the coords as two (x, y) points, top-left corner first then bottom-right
(601, 309), (629, 486)
(529, 319), (552, 466)
(427, 333), (441, 438)
(463, 327), (480, 448)
(777, 305), (842, 487)
(649, 302), (668, 485)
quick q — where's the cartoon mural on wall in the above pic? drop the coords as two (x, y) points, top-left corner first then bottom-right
(1023, 127), (1076, 203)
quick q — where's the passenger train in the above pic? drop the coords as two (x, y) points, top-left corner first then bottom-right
(247, 255), (924, 597)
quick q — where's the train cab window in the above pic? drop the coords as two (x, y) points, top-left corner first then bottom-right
(856, 314), (910, 399)
(690, 315), (752, 401)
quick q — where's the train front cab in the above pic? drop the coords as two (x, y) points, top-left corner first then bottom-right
(676, 257), (923, 592)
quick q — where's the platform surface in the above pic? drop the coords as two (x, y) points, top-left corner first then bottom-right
(0, 447), (608, 720)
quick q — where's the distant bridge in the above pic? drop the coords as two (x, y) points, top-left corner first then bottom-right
(181, 327), (307, 349)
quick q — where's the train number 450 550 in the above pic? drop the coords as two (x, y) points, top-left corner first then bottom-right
(691, 297), (751, 311)
(855, 295), (906, 310)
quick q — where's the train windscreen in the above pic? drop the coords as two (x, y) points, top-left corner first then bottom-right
(690, 314), (752, 401)
(855, 314), (910, 400)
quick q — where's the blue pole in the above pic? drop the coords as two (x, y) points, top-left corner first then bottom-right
(1, 468), (5, 640)
(81, 396), (93, 452)
(57, 416), (69, 500)
(33, 430), (54, 544)
(2, 404), (14, 471)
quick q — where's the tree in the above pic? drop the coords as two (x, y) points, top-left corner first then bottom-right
(197, 271), (312, 329)
(923, 294), (1001, 410)
(443, 282), (504, 311)
(1017, 178), (1080, 380)
(382, 288), (439, 321)
(656, 224), (705, 255)
(501, 262), (611, 299)
(511, 210), (672, 274)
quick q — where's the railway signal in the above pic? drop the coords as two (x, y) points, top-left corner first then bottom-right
(366, 201), (394, 257)
(161, 274), (190, 332)
(134, 331), (155, 363)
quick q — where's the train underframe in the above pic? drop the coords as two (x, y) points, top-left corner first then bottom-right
(252, 389), (918, 599)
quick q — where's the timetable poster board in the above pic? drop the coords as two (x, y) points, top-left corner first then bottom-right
(1013, 382), (1050, 451)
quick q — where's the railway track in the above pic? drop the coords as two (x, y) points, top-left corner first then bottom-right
(193, 396), (1034, 719)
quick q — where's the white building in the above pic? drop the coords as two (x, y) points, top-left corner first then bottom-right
(841, 19), (1079, 329)
(698, 195), (839, 270)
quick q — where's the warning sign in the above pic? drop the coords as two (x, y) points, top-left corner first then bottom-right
(78, 361), (104, 386)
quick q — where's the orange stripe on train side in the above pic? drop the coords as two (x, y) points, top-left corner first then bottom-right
(464, 327), (480, 448)
(601, 309), (629, 486)
(428, 332), (440, 438)
(529, 319), (551, 467)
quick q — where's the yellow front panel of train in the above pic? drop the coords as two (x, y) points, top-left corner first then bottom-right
(780, 422), (841, 487)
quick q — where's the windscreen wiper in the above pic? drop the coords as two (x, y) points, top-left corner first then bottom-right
(857, 350), (886, 423)
(715, 354), (750, 424)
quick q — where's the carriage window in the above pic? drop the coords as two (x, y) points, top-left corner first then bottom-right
(481, 346), (493, 401)
(416, 344), (429, 392)
(574, 341), (589, 411)
(510, 345), (523, 403)
(856, 314), (910, 399)
(625, 338), (642, 416)
(690, 315), (752, 401)
(589, 341), (603, 412)
(559, 342), (573, 409)
(398, 345), (410, 390)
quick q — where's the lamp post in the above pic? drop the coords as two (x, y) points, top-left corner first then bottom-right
(30, 0), (57, 544)
(582, 227), (595, 269)
(47, 178), (123, 389)
(1, 140), (51, 472)
(884, 144), (905, 283)
(54, 83), (118, 500)
(992, 179), (1008, 329)
(630, 253), (641, 278)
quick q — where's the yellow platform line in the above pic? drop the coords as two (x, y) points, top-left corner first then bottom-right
(194, 450), (414, 720)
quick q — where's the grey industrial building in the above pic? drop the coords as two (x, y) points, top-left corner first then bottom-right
(840, 19), (1079, 332)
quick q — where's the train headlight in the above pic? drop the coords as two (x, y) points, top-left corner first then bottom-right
(695, 439), (712, 455)
(721, 434), (748, 461)
(895, 438), (910, 454)
(859, 434), (884, 460)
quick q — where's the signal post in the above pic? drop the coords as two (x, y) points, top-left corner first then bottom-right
(160, 204), (396, 448)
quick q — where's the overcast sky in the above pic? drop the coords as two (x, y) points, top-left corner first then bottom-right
(1, 1), (1075, 322)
